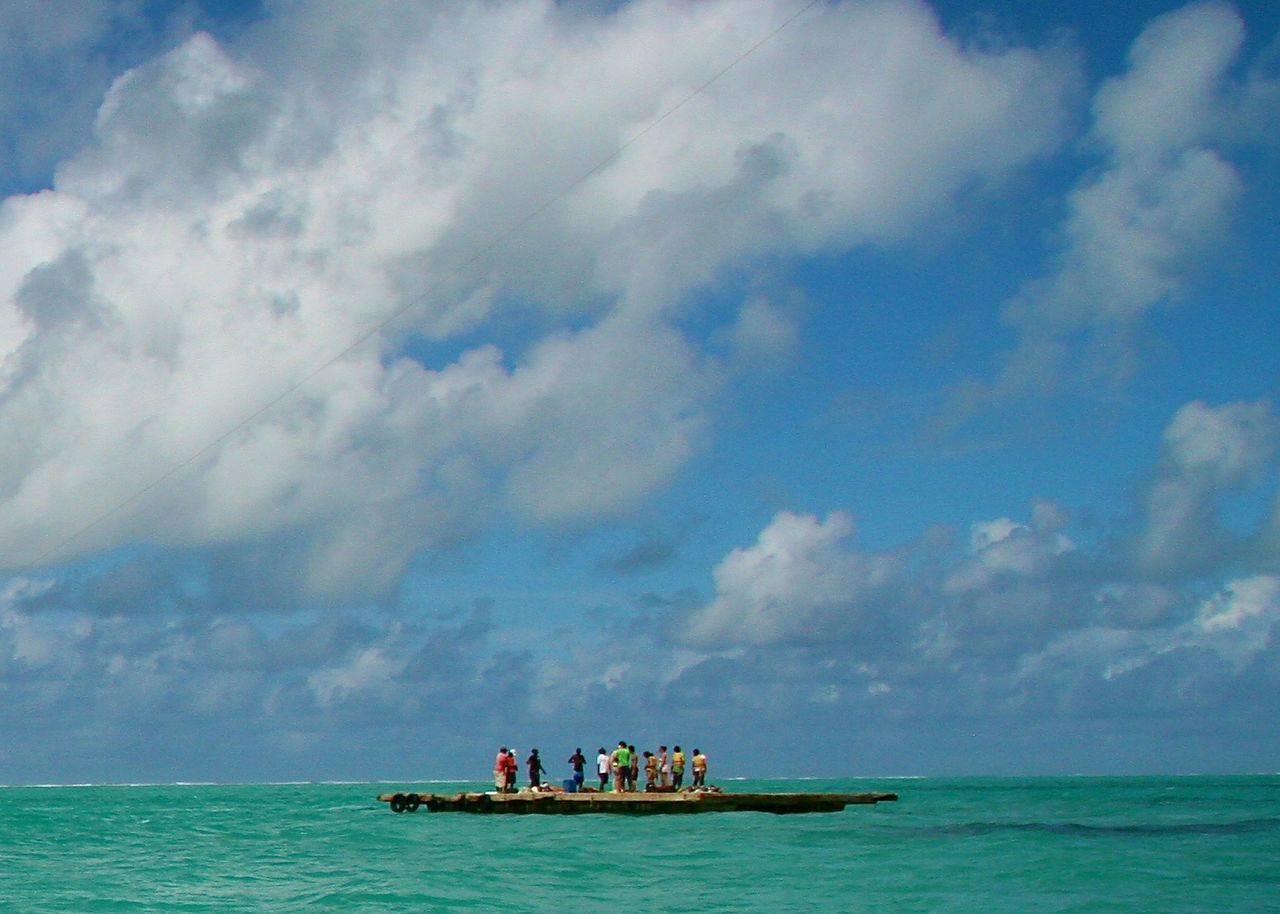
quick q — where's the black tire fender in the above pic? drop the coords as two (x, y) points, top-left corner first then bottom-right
(389, 793), (407, 813)
(405, 793), (421, 812)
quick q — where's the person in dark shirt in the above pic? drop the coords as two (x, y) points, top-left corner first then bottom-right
(527, 748), (547, 788)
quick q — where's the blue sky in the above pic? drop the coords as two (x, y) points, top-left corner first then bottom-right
(1, 0), (1277, 784)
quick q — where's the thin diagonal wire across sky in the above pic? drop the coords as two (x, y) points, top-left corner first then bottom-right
(28, 0), (823, 572)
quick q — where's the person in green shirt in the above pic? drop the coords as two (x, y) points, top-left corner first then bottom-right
(611, 741), (631, 792)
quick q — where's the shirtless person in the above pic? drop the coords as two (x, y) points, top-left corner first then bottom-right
(567, 747), (586, 791)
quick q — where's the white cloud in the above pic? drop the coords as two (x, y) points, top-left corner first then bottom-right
(969, 517), (1025, 552)
(1161, 397), (1278, 484)
(1137, 398), (1278, 574)
(1025, 574), (1280, 683)
(946, 501), (1075, 594)
(0, 0), (1079, 600)
(680, 511), (901, 648)
(1, 578), (74, 671)
(492, 314), (717, 525)
(308, 645), (406, 708)
(0, 1), (158, 189)
(958, 1), (1253, 419)
(674, 399), (1279, 719)
(1197, 573), (1278, 631)
(1021, 146), (1239, 332)
(1090, 1), (1244, 158)
(727, 295), (800, 373)
(1026, 1), (1245, 332)
(1, 388), (1276, 778)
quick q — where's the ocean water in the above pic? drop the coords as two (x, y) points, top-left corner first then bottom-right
(3, 776), (1277, 912)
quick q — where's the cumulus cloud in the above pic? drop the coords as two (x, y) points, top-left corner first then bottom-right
(0, 0), (1078, 600)
(308, 644), (406, 708)
(3, 391), (1278, 779)
(1136, 398), (1278, 575)
(492, 314), (716, 525)
(0, 571), (513, 778)
(1018, 1), (1245, 335)
(668, 396), (1280, 738)
(1019, 573), (1280, 689)
(945, 501), (1075, 594)
(0, 1), (152, 190)
(1192, 574), (1280, 667)
(679, 511), (902, 648)
(948, 2), (1264, 429)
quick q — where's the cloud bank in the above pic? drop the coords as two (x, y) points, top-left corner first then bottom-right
(4, 397), (1276, 778)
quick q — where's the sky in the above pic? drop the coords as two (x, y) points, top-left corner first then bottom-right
(1, 0), (1277, 785)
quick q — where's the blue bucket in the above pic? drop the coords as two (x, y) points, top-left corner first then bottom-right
(562, 779), (578, 793)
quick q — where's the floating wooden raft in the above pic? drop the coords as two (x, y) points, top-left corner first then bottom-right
(377, 790), (898, 815)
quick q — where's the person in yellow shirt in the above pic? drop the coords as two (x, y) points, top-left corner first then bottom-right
(671, 745), (686, 789)
(691, 749), (707, 787)
(643, 751), (658, 790)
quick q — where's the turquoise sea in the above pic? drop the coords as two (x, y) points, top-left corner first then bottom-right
(3, 776), (1277, 912)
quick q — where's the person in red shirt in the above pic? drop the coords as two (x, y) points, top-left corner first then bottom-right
(504, 749), (518, 792)
(493, 747), (510, 792)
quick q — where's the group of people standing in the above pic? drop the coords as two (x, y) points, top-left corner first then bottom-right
(492, 746), (546, 792)
(493, 743), (708, 792)
(587, 743), (708, 792)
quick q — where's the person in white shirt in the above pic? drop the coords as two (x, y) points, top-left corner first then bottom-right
(595, 747), (610, 790)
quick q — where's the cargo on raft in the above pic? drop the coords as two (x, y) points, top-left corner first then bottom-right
(376, 787), (898, 815)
